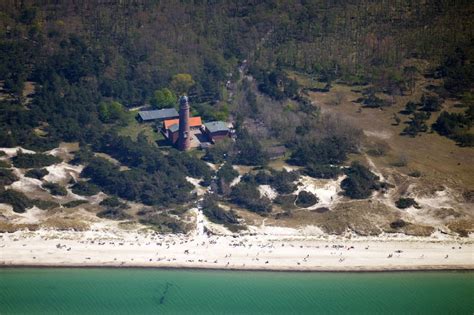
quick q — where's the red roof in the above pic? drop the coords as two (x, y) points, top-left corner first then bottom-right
(163, 117), (202, 129)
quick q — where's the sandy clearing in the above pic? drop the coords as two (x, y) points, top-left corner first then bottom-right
(43, 163), (83, 184)
(258, 185), (278, 200)
(0, 147), (36, 158)
(295, 175), (345, 208)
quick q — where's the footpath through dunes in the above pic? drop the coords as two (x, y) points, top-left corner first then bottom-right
(1, 228), (472, 271)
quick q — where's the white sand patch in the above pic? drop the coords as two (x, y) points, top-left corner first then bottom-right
(44, 163), (83, 184)
(283, 165), (300, 172)
(205, 162), (218, 171)
(258, 185), (278, 200)
(364, 130), (392, 140)
(248, 224), (299, 236)
(299, 225), (326, 236)
(13, 206), (45, 224)
(413, 188), (454, 209)
(186, 177), (207, 196)
(8, 173), (43, 193)
(295, 175), (345, 208)
(0, 147), (36, 158)
(230, 175), (241, 187)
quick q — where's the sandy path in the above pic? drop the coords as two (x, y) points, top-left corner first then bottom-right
(1, 230), (472, 271)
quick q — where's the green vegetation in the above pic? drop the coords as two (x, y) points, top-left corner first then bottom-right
(42, 182), (67, 196)
(99, 197), (127, 208)
(71, 181), (100, 196)
(151, 88), (176, 109)
(341, 162), (381, 199)
(432, 105), (473, 147)
(230, 182), (272, 214)
(402, 112), (431, 137)
(63, 200), (88, 208)
(24, 168), (49, 179)
(12, 152), (61, 168)
(139, 213), (188, 234)
(0, 190), (33, 213)
(98, 101), (130, 125)
(390, 219), (407, 229)
(215, 162), (238, 195)
(305, 164), (342, 179)
(295, 191), (319, 208)
(0, 160), (11, 168)
(97, 196), (130, 220)
(0, 2), (473, 218)
(97, 208), (132, 221)
(0, 168), (18, 186)
(201, 195), (240, 226)
(0, 189), (59, 213)
(395, 198), (420, 209)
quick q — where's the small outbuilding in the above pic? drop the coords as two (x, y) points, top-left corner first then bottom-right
(202, 121), (231, 143)
(137, 108), (179, 122)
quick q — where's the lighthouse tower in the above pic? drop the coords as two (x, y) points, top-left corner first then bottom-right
(178, 95), (191, 151)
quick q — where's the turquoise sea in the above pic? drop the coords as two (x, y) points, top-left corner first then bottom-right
(0, 268), (472, 314)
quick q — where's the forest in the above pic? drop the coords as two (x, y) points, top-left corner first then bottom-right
(0, 1), (473, 213)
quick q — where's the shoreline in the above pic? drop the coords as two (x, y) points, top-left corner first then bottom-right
(1, 229), (473, 272)
(1, 264), (473, 273)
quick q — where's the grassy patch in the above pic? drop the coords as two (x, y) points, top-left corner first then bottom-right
(117, 114), (163, 144)
(63, 200), (89, 208)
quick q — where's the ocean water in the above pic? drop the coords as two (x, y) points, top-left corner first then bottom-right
(0, 269), (472, 314)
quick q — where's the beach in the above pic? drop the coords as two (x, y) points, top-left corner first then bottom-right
(1, 228), (472, 271)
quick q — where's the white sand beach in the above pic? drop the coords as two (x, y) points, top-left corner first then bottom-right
(1, 228), (472, 271)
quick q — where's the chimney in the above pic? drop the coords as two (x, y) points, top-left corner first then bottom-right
(178, 95), (190, 151)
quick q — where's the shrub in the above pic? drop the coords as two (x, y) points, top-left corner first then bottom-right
(0, 190), (33, 213)
(24, 168), (49, 179)
(270, 170), (299, 194)
(341, 162), (380, 199)
(71, 181), (100, 196)
(395, 197), (419, 209)
(408, 170), (421, 178)
(390, 219), (407, 229)
(201, 195), (239, 225)
(99, 196), (128, 208)
(0, 168), (18, 186)
(273, 194), (297, 208)
(230, 182), (272, 214)
(139, 213), (187, 233)
(63, 200), (88, 208)
(366, 141), (390, 157)
(97, 207), (132, 220)
(391, 155), (408, 167)
(420, 94), (443, 112)
(42, 182), (68, 196)
(12, 151), (61, 168)
(33, 199), (59, 210)
(295, 191), (319, 208)
(304, 164), (341, 179)
(216, 162), (238, 184)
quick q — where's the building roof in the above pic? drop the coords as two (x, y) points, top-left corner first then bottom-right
(204, 121), (229, 133)
(164, 117), (202, 129)
(265, 146), (287, 159)
(168, 123), (179, 133)
(138, 108), (179, 121)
